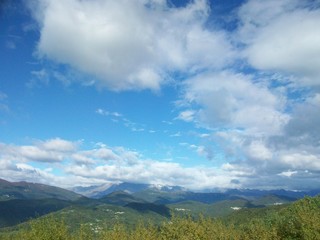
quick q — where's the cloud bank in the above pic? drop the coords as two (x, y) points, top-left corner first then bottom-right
(0, 138), (238, 190)
(0, 136), (320, 190)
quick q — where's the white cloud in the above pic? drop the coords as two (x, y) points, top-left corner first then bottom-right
(179, 71), (289, 136)
(283, 97), (320, 145)
(19, 145), (65, 162)
(245, 140), (273, 161)
(65, 158), (236, 190)
(41, 138), (78, 152)
(279, 152), (320, 170)
(176, 110), (196, 122)
(0, 138), (240, 190)
(183, 81), (320, 185)
(278, 170), (297, 178)
(0, 138), (80, 163)
(238, 0), (320, 86)
(178, 72), (316, 183)
(28, 0), (234, 91)
(1, 137), (320, 190)
(95, 108), (122, 117)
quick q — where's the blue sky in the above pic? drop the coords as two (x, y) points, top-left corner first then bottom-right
(1, 0), (320, 190)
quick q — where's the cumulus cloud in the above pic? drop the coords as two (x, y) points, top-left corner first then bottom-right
(283, 95), (320, 146)
(28, 0), (234, 91)
(0, 143), (63, 163)
(1, 135), (319, 190)
(244, 140), (273, 161)
(40, 138), (79, 152)
(173, 0), (320, 185)
(238, 0), (320, 86)
(64, 159), (236, 190)
(178, 71), (289, 136)
(0, 138), (78, 164)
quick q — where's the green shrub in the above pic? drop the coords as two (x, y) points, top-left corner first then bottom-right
(276, 196), (320, 239)
(18, 216), (70, 240)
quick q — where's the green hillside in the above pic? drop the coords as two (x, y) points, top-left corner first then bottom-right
(0, 179), (82, 201)
(0, 179), (298, 232)
(132, 189), (187, 204)
(0, 198), (71, 228)
(0, 195), (319, 239)
(0, 178), (315, 239)
(250, 194), (294, 207)
(169, 199), (250, 218)
(99, 191), (146, 206)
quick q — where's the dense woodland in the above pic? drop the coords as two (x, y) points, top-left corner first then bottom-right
(0, 195), (319, 240)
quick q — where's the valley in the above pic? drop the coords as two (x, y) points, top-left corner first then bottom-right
(1, 178), (319, 234)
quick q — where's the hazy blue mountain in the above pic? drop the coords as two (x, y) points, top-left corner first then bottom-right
(71, 183), (115, 198)
(72, 181), (320, 205)
(133, 190), (235, 204)
(222, 188), (318, 200)
(4, 178), (318, 203)
(73, 182), (186, 198)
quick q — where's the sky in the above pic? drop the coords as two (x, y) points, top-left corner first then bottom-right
(0, 0), (320, 191)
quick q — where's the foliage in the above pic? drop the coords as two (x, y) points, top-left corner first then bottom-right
(275, 196), (320, 239)
(16, 216), (69, 240)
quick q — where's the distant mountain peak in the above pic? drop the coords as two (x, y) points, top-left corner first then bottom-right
(72, 182), (187, 198)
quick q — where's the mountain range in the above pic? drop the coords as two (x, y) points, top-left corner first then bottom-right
(0, 178), (82, 201)
(1, 178), (320, 230)
(71, 181), (319, 202)
(71, 182), (186, 198)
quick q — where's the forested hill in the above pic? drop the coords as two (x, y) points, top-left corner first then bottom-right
(0, 195), (319, 239)
(0, 178), (82, 201)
